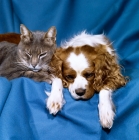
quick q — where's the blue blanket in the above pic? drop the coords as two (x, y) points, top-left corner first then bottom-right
(0, 0), (139, 139)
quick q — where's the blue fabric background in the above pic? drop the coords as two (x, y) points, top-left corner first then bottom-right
(0, 0), (139, 139)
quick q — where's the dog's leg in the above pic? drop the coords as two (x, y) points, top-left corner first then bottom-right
(98, 89), (115, 129)
(46, 77), (65, 115)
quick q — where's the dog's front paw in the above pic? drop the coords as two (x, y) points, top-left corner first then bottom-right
(46, 93), (65, 115)
(98, 103), (115, 129)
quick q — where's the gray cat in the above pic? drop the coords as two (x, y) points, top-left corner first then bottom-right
(0, 24), (56, 83)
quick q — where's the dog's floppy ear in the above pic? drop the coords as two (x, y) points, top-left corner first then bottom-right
(93, 45), (127, 92)
(50, 48), (69, 87)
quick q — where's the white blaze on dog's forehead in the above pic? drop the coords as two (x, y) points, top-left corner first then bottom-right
(67, 52), (89, 72)
(66, 52), (89, 99)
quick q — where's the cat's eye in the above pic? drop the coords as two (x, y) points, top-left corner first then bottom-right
(39, 52), (47, 58)
(25, 52), (32, 57)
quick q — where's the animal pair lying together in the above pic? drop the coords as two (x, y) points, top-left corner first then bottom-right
(0, 25), (127, 129)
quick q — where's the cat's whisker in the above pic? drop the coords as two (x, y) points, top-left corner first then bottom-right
(14, 61), (30, 69)
(15, 62), (27, 66)
(15, 62), (25, 65)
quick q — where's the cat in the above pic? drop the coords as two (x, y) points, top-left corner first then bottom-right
(0, 24), (57, 83)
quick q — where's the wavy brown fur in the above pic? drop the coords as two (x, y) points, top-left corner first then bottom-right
(50, 44), (127, 99)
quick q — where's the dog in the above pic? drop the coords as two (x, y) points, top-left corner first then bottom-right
(47, 31), (127, 129)
(0, 31), (127, 128)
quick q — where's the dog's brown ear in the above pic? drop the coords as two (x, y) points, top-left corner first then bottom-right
(0, 33), (20, 44)
(50, 48), (69, 87)
(93, 49), (127, 92)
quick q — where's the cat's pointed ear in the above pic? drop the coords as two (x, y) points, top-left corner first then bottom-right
(20, 24), (33, 43)
(45, 26), (57, 39)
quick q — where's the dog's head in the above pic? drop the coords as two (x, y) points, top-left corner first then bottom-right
(50, 33), (126, 99)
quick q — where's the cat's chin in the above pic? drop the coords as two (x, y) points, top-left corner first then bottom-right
(33, 69), (40, 72)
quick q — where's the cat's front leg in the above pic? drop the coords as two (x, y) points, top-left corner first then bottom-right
(46, 77), (65, 115)
(24, 71), (52, 84)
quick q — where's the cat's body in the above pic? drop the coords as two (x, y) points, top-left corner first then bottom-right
(0, 25), (57, 83)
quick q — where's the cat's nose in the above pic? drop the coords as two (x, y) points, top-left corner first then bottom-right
(32, 64), (37, 68)
(31, 57), (38, 68)
(32, 64), (39, 72)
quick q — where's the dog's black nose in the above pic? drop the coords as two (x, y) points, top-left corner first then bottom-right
(75, 88), (86, 96)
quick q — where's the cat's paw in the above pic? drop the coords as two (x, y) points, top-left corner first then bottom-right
(98, 103), (115, 129)
(46, 92), (65, 115)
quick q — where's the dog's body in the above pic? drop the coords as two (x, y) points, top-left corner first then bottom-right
(47, 32), (127, 128)
(0, 31), (127, 128)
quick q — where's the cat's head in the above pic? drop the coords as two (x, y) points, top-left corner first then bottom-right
(17, 24), (57, 72)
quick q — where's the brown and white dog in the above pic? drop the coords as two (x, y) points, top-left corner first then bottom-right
(47, 31), (127, 129)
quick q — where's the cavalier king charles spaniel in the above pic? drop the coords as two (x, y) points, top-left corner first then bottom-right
(46, 31), (127, 129)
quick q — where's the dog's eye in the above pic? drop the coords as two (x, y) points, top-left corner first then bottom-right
(84, 72), (94, 78)
(65, 75), (75, 80)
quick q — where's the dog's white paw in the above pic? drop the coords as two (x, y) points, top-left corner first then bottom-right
(98, 103), (115, 129)
(46, 93), (65, 115)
